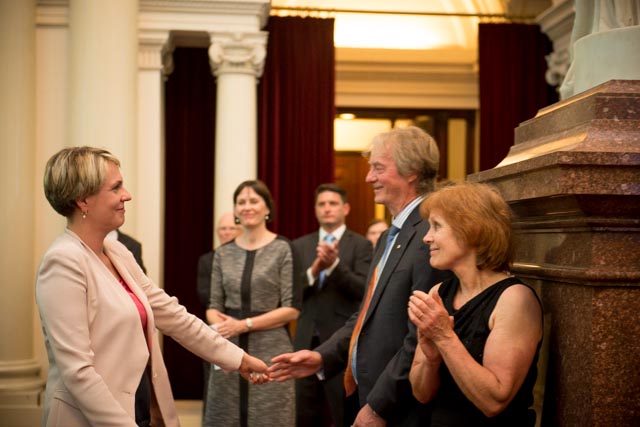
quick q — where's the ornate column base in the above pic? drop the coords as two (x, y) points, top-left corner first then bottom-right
(0, 359), (45, 426)
(470, 80), (640, 427)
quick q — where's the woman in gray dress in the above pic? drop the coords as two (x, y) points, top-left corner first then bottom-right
(204, 180), (301, 427)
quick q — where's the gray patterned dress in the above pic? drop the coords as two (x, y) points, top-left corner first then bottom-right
(203, 236), (301, 427)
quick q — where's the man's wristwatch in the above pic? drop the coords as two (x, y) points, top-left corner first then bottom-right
(245, 317), (253, 331)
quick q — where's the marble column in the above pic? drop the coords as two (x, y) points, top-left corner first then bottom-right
(470, 80), (640, 427)
(69, 0), (140, 231)
(137, 30), (173, 284)
(0, 0), (45, 424)
(209, 31), (267, 244)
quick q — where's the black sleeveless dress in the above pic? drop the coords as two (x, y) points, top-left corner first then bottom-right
(429, 276), (542, 427)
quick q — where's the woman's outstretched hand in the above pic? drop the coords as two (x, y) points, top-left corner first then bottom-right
(238, 353), (270, 384)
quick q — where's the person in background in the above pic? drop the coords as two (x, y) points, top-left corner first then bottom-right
(365, 218), (389, 249)
(203, 179), (301, 427)
(268, 126), (453, 427)
(196, 211), (242, 410)
(106, 229), (146, 273)
(408, 182), (543, 426)
(197, 212), (241, 311)
(36, 146), (267, 427)
(292, 183), (372, 427)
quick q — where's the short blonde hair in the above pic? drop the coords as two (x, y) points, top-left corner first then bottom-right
(420, 182), (514, 272)
(44, 146), (120, 217)
(364, 126), (440, 195)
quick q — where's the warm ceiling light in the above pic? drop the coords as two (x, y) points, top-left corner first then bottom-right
(334, 14), (453, 49)
(338, 113), (356, 120)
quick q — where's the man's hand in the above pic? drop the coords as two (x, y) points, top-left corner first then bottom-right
(317, 239), (338, 266)
(310, 240), (339, 277)
(352, 404), (386, 427)
(238, 353), (270, 384)
(267, 350), (323, 382)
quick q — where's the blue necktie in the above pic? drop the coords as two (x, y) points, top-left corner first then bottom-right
(376, 225), (400, 277)
(318, 234), (336, 289)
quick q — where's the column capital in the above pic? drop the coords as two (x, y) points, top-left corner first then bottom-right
(208, 31), (268, 79)
(139, 30), (174, 79)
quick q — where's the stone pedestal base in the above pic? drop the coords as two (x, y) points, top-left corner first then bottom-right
(470, 80), (640, 427)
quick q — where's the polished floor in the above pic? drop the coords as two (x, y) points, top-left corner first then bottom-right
(175, 400), (203, 427)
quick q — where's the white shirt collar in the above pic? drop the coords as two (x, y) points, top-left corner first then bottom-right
(391, 196), (425, 230)
(319, 224), (346, 242)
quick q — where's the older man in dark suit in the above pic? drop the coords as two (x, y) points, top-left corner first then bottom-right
(269, 126), (453, 427)
(293, 183), (372, 427)
(196, 211), (241, 310)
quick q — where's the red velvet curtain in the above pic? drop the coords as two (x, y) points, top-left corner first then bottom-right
(163, 47), (216, 399)
(478, 23), (557, 170)
(258, 16), (336, 240)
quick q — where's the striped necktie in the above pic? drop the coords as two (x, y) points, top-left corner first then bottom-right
(344, 225), (400, 396)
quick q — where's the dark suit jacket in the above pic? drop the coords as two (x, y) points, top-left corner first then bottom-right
(293, 229), (372, 349)
(117, 230), (146, 273)
(316, 205), (453, 426)
(196, 250), (214, 310)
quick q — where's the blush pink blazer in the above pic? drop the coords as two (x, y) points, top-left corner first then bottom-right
(36, 229), (244, 427)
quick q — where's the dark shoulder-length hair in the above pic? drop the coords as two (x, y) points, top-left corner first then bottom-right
(233, 179), (276, 222)
(420, 182), (514, 272)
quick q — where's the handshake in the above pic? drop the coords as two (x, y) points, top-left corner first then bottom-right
(238, 353), (271, 384)
(238, 350), (322, 385)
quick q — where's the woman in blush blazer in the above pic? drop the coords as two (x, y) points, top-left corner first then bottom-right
(36, 146), (268, 427)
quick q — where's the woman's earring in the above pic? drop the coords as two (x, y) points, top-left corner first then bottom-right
(82, 211), (87, 219)
(265, 214), (271, 222)
(234, 216), (240, 224)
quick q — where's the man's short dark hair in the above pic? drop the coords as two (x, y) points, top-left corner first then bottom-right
(315, 183), (348, 203)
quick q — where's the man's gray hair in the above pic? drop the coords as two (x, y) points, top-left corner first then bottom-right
(364, 126), (440, 195)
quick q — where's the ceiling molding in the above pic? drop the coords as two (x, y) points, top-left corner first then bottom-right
(336, 47), (478, 109)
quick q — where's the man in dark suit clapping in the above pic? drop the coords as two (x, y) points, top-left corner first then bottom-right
(269, 126), (453, 427)
(292, 184), (372, 427)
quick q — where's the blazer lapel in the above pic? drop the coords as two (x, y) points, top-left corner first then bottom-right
(105, 241), (155, 343)
(306, 231), (320, 266)
(364, 206), (422, 324)
(337, 229), (354, 256)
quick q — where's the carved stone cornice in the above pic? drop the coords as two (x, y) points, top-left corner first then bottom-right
(139, 0), (270, 32)
(139, 30), (175, 78)
(208, 31), (267, 78)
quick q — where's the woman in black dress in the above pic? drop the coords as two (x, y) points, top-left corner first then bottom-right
(408, 182), (543, 426)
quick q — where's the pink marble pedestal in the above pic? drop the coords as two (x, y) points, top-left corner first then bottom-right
(470, 80), (640, 427)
